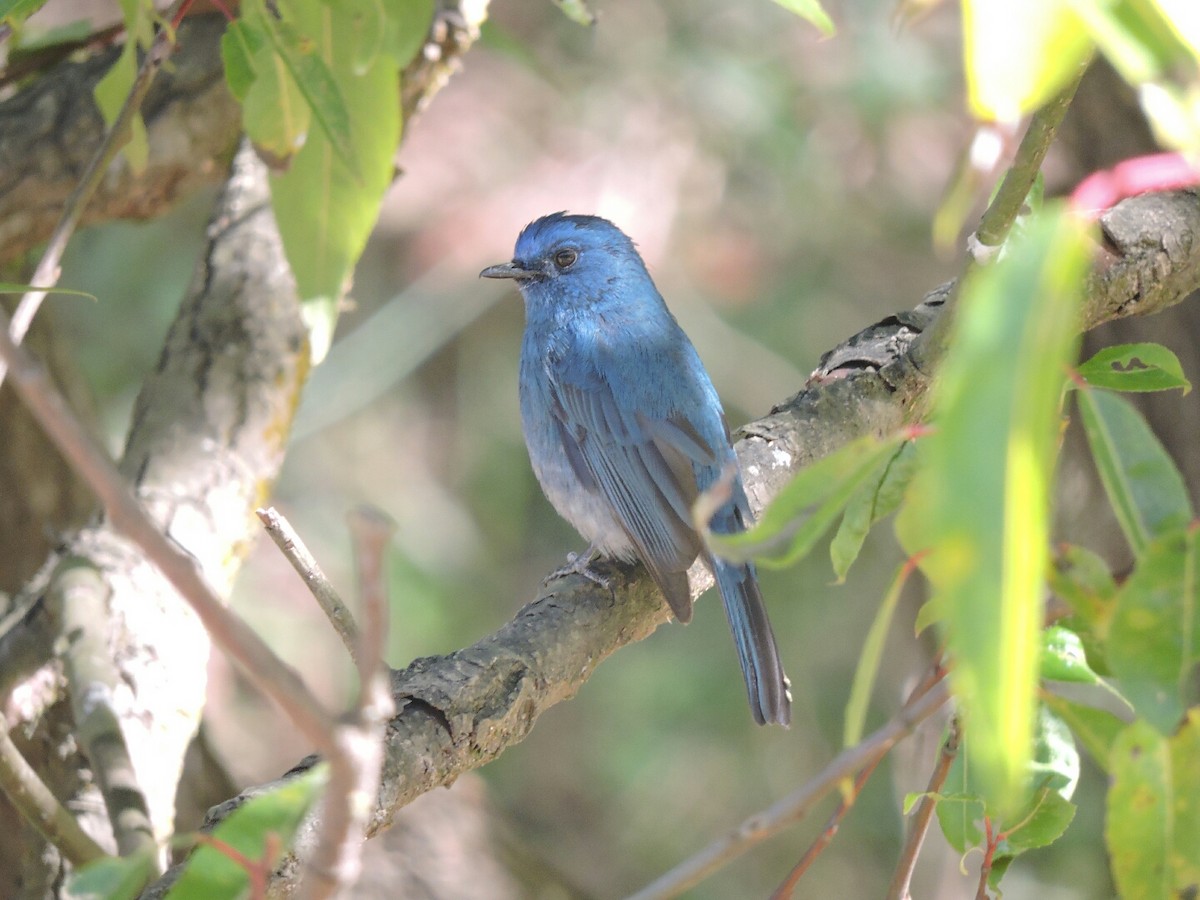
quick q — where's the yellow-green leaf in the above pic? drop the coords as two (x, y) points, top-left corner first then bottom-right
(900, 207), (1089, 811)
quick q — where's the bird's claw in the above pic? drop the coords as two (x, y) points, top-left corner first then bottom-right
(543, 548), (613, 596)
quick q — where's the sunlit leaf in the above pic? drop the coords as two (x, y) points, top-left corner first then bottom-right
(1041, 625), (1101, 684)
(1106, 527), (1200, 733)
(769, 0), (836, 36)
(1076, 386), (1193, 557)
(962, 0), (1093, 121)
(1077, 342), (1191, 394)
(0, 0), (47, 25)
(704, 431), (911, 567)
(221, 19), (266, 103)
(898, 208), (1089, 811)
(94, 43), (149, 174)
(166, 766), (327, 899)
(243, 42), (311, 160)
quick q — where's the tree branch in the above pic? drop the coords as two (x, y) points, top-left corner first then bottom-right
(150, 190), (1200, 898)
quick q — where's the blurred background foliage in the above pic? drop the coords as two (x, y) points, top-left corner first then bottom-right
(35, 0), (1167, 895)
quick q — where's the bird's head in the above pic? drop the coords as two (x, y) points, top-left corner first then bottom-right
(480, 213), (648, 306)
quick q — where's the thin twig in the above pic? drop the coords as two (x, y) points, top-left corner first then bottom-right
(0, 304), (340, 759)
(299, 507), (396, 900)
(886, 716), (961, 900)
(770, 756), (883, 899)
(53, 561), (159, 868)
(257, 507), (360, 663)
(625, 679), (951, 900)
(916, 60), (1091, 361)
(0, 0), (194, 391)
(0, 711), (109, 867)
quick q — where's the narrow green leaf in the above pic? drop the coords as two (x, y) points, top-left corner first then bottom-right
(705, 431), (909, 567)
(166, 766), (327, 899)
(901, 208), (1088, 812)
(831, 439), (918, 581)
(1041, 694), (1126, 772)
(268, 0), (402, 362)
(770, 0), (836, 36)
(65, 849), (155, 900)
(1106, 527), (1200, 733)
(221, 19), (266, 103)
(962, 0), (1093, 120)
(1077, 386), (1193, 557)
(1077, 342), (1191, 394)
(259, 8), (362, 179)
(842, 557), (918, 747)
(0, 283), (97, 300)
(94, 43), (149, 174)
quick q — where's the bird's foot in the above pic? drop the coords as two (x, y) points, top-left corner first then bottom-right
(543, 546), (613, 595)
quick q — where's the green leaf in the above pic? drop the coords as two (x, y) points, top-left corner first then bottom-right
(94, 42), (149, 174)
(1077, 342), (1191, 394)
(962, 0), (1093, 120)
(938, 704), (1080, 858)
(259, 5), (361, 179)
(1106, 528), (1200, 733)
(842, 557), (918, 747)
(166, 766), (327, 899)
(380, 0), (435, 65)
(1049, 543), (1117, 639)
(704, 430), (911, 567)
(899, 208), (1088, 812)
(221, 19), (266, 103)
(769, 0), (836, 36)
(1107, 714), (1200, 899)
(268, 0), (402, 362)
(0, 0), (47, 25)
(1077, 386), (1193, 557)
(1041, 694), (1126, 772)
(550, 0), (596, 27)
(65, 849), (156, 900)
(831, 439), (918, 581)
(0, 283), (97, 301)
(1041, 625), (1101, 684)
(243, 42), (312, 161)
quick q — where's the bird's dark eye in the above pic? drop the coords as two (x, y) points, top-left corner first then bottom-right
(553, 248), (578, 269)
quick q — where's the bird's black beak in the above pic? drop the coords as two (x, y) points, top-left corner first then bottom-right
(479, 261), (534, 280)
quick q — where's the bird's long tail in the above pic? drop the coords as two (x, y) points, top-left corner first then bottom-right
(711, 554), (792, 726)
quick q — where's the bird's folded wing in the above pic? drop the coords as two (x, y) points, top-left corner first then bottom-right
(548, 369), (720, 619)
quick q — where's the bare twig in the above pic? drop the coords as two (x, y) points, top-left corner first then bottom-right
(257, 507), (360, 663)
(0, 0), (194, 391)
(886, 716), (961, 900)
(770, 757), (883, 900)
(299, 507), (396, 900)
(53, 561), (159, 868)
(626, 679), (952, 900)
(0, 303), (340, 758)
(0, 711), (108, 867)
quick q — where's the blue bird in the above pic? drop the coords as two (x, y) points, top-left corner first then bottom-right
(481, 213), (791, 726)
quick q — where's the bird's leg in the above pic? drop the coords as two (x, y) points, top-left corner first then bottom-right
(543, 543), (613, 595)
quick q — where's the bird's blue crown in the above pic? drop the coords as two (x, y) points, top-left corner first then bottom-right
(514, 212), (636, 263)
